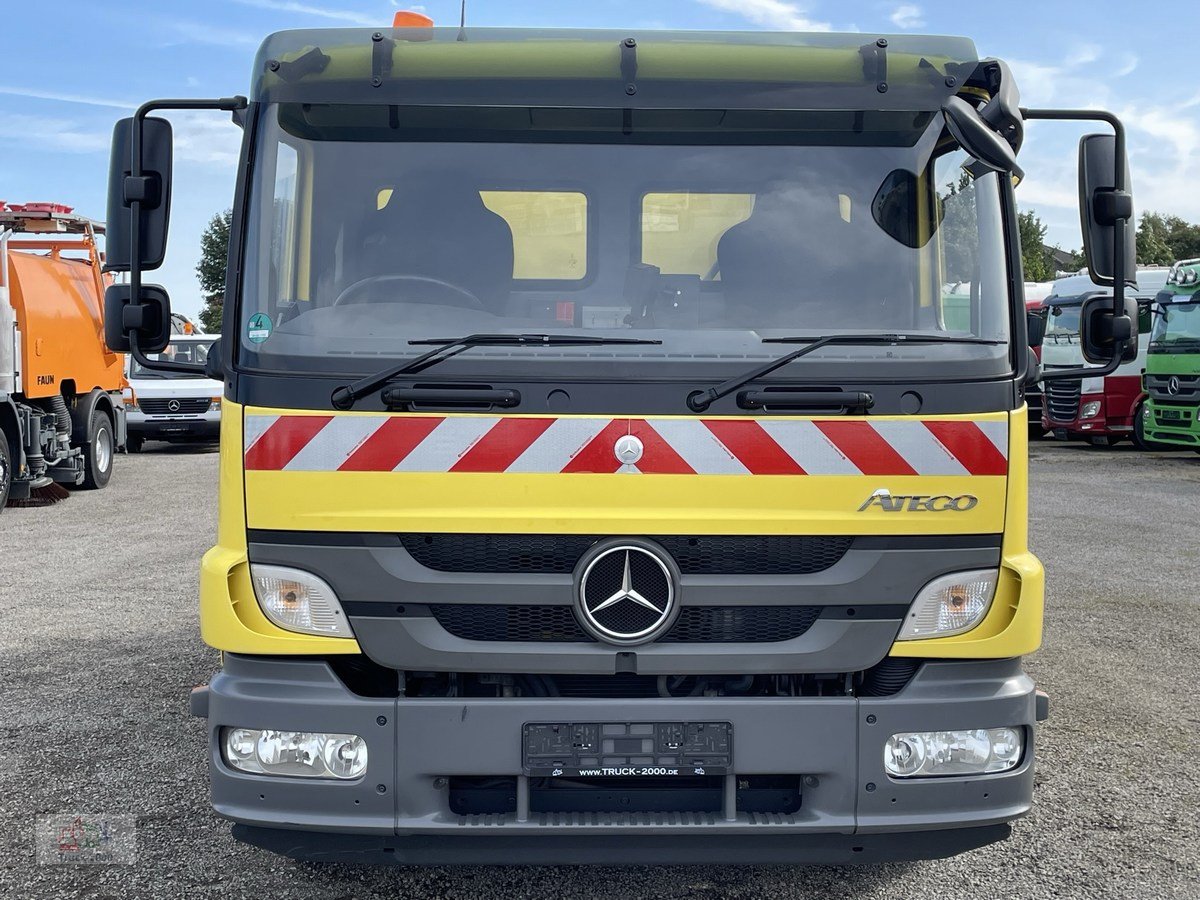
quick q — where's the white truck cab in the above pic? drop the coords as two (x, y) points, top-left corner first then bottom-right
(123, 335), (222, 452)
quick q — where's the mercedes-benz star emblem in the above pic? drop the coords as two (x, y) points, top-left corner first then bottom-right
(614, 434), (644, 467)
(167, 399), (181, 412)
(1168, 376), (1181, 396)
(575, 540), (679, 645)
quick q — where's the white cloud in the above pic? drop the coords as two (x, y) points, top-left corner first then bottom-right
(231, 0), (380, 27)
(1113, 53), (1138, 78)
(889, 4), (925, 29)
(0, 85), (134, 110)
(162, 19), (260, 47)
(697, 0), (833, 31)
(0, 114), (110, 154)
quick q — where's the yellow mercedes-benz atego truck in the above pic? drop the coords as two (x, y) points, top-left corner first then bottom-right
(103, 25), (1142, 865)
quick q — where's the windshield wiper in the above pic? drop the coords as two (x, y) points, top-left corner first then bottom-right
(331, 332), (661, 409)
(686, 333), (1002, 412)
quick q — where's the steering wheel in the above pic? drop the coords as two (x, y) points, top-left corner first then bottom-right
(332, 274), (485, 310)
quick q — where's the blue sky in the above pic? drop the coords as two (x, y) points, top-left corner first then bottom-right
(3, 0), (1197, 317)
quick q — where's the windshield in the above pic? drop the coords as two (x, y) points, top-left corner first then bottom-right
(238, 103), (1011, 379)
(1044, 304), (1082, 344)
(130, 340), (215, 377)
(1151, 301), (1200, 350)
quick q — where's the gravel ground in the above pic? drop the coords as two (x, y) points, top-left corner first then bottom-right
(1, 438), (1198, 899)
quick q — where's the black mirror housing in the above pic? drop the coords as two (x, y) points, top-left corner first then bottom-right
(942, 96), (1025, 181)
(203, 338), (225, 381)
(106, 116), (173, 272)
(103, 283), (172, 354)
(1079, 294), (1138, 365)
(1078, 133), (1135, 287)
(1026, 309), (1047, 348)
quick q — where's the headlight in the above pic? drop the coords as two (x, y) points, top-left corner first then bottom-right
(249, 564), (353, 637)
(210, 397), (222, 411)
(884, 727), (1023, 778)
(898, 569), (998, 639)
(221, 727), (368, 779)
(1080, 400), (1102, 419)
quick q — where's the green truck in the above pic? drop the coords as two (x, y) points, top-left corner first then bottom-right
(1144, 260), (1200, 450)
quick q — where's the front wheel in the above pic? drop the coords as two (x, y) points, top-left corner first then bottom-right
(80, 409), (114, 489)
(1133, 403), (1172, 452)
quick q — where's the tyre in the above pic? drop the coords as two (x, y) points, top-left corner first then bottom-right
(80, 408), (114, 489)
(0, 432), (11, 510)
(126, 434), (144, 453)
(1133, 402), (1171, 452)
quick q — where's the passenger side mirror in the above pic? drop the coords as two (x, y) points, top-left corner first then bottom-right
(1079, 293), (1137, 365)
(104, 283), (172, 353)
(1078, 133), (1136, 288)
(106, 116), (173, 272)
(1026, 309), (1046, 348)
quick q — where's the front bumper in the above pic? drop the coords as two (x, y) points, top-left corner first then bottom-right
(128, 410), (220, 440)
(1144, 401), (1200, 447)
(195, 654), (1040, 864)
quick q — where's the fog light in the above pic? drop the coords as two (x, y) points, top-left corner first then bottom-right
(883, 727), (1023, 778)
(1080, 400), (1101, 419)
(898, 569), (997, 639)
(250, 564), (353, 637)
(221, 727), (368, 779)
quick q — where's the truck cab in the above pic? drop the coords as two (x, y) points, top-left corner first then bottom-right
(103, 24), (1142, 866)
(1040, 268), (1168, 446)
(1143, 260), (1200, 450)
(123, 334), (222, 452)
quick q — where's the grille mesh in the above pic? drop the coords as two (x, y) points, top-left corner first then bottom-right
(429, 604), (822, 643)
(403, 534), (852, 575)
(138, 397), (210, 415)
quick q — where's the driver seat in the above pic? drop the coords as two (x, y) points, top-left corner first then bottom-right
(359, 178), (515, 313)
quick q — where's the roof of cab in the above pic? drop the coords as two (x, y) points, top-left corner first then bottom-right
(252, 27), (980, 112)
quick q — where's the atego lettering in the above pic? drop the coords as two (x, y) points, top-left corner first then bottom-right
(858, 493), (979, 512)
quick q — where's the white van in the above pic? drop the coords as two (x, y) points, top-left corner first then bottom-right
(123, 335), (223, 452)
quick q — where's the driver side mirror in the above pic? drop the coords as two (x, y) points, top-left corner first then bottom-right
(104, 283), (172, 353)
(1026, 309), (1047, 348)
(1080, 293), (1138, 365)
(106, 116), (173, 272)
(1078, 133), (1136, 288)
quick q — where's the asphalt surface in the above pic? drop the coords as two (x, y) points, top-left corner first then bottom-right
(1, 437), (1198, 899)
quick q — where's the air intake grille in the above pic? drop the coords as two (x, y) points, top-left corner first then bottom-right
(403, 534), (852, 576)
(428, 604), (822, 644)
(1045, 378), (1081, 422)
(138, 397), (210, 415)
(1146, 374), (1200, 403)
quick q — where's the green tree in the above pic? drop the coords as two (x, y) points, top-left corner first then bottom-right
(1137, 212), (1175, 266)
(1017, 209), (1052, 282)
(1137, 211), (1200, 265)
(196, 209), (232, 333)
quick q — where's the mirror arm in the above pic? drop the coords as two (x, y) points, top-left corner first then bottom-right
(1020, 106), (1134, 368)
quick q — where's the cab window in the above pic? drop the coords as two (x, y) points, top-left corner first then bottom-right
(641, 192), (755, 279)
(480, 191), (588, 281)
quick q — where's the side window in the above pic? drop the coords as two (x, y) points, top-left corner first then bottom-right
(1138, 304), (1152, 335)
(270, 142), (299, 302)
(641, 192), (754, 279)
(480, 191), (587, 281)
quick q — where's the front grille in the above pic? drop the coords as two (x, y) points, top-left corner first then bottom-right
(404, 534), (853, 575)
(138, 397), (210, 416)
(429, 604), (822, 643)
(1045, 378), (1081, 422)
(1146, 374), (1200, 403)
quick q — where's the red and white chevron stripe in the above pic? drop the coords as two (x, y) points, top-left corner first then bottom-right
(243, 413), (1008, 476)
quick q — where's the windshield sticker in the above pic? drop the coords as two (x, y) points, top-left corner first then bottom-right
(247, 313), (273, 344)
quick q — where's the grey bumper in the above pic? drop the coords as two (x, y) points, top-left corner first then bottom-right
(198, 654), (1038, 862)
